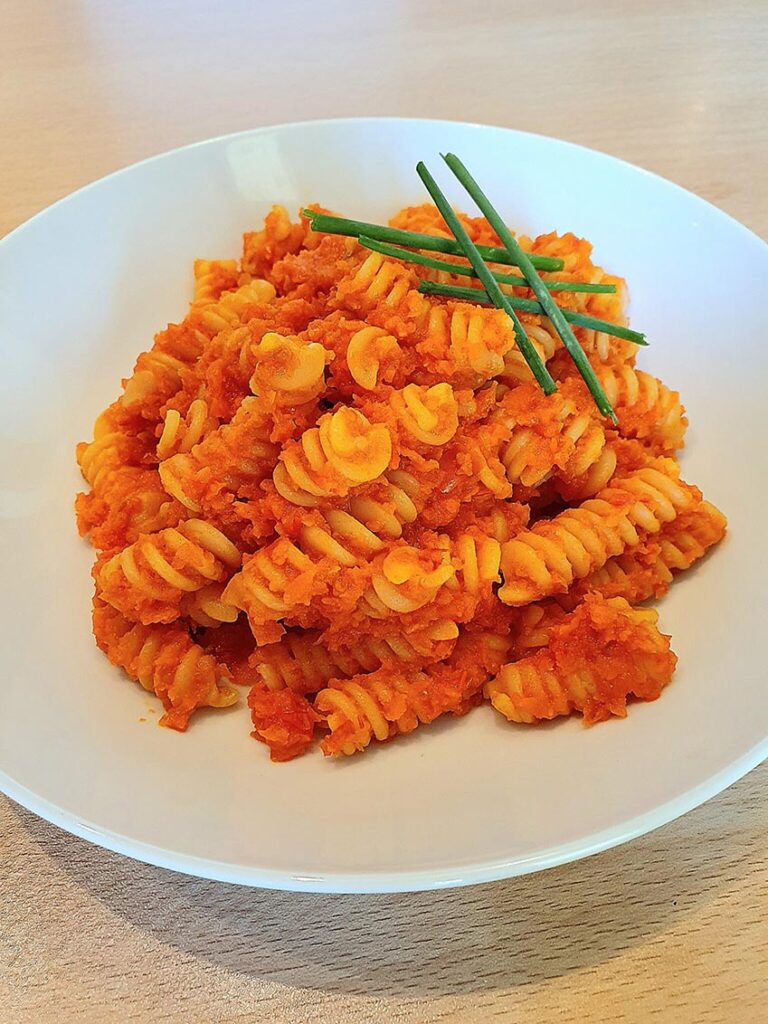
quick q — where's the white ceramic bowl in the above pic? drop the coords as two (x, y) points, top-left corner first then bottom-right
(1, 118), (766, 892)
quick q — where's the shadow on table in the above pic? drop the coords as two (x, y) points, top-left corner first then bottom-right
(12, 774), (766, 1000)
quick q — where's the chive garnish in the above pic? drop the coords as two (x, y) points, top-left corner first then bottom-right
(418, 281), (647, 346)
(303, 210), (565, 272)
(358, 235), (617, 295)
(441, 153), (617, 422)
(414, 161), (556, 395)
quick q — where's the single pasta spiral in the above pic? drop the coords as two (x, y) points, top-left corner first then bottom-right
(367, 545), (457, 615)
(77, 408), (150, 492)
(249, 331), (327, 406)
(562, 498), (727, 607)
(93, 601), (238, 731)
(577, 327), (636, 365)
(316, 630), (510, 756)
(496, 384), (607, 490)
(156, 399), (219, 460)
(485, 595), (677, 724)
(222, 534), (331, 643)
(192, 259), (239, 303)
(315, 669), (433, 755)
(358, 532), (501, 631)
(559, 444), (619, 502)
(596, 364), (687, 453)
(253, 630), (375, 694)
(499, 464), (700, 605)
(191, 278), (277, 335)
(389, 382), (459, 446)
(120, 350), (192, 411)
(77, 431), (128, 491)
(97, 518), (242, 624)
(339, 251), (420, 310)
(510, 601), (569, 656)
(247, 683), (321, 762)
(447, 533), (503, 595)
(76, 466), (182, 550)
(346, 326), (402, 390)
(241, 204), (310, 279)
(419, 302), (518, 380)
(120, 319), (209, 413)
(273, 407), (393, 506)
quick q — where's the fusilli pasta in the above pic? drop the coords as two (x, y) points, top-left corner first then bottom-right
(96, 519), (242, 624)
(93, 600), (237, 730)
(77, 201), (725, 759)
(485, 594), (676, 724)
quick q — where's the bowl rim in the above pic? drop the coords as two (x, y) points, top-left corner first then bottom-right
(2, 115), (766, 253)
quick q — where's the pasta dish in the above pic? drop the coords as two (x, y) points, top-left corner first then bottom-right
(76, 182), (726, 762)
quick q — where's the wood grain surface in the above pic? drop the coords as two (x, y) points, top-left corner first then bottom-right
(1, 1), (766, 1021)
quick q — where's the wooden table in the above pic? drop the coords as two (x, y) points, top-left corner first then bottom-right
(2, 2), (766, 1021)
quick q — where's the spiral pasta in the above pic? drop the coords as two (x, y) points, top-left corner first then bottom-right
(596, 364), (687, 453)
(79, 201), (725, 755)
(77, 408), (153, 492)
(252, 631), (373, 694)
(158, 396), (280, 518)
(495, 381), (607, 491)
(346, 326), (402, 390)
(335, 250), (423, 317)
(347, 469), (420, 539)
(316, 630), (511, 756)
(118, 314), (212, 417)
(416, 302), (518, 382)
(192, 259), (239, 303)
(485, 595), (677, 724)
(248, 683), (321, 762)
(367, 544), (457, 615)
(249, 331), (328, 406)
(194, 296), (323, 421)
(93, 600), (238, 730)
(97, 519), (242, 624)
(499, 462), (700, 606)
(241, 204), (310, 280)
(499, 321), (559, 385)
(76, 466), (183, 551)
(221, 513), (386, 643)
(509, 601), (570, 657)
(388, 382), (459, 446)
(273, 407), (393, 506)
(561, 498), (727, 607)
(156, 398), (220, 460)
(221, 510), (504, 646)
(181, 581), (240, 628)
(249, 624), (455, 697)
(191, 278), (277, 336)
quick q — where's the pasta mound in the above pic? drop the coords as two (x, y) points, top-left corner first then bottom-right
(76, 202), (726, 756)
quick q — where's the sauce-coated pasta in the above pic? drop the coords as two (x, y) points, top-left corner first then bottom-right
(76, 202), (725, 751)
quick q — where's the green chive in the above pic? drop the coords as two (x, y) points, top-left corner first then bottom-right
(303, 209), (565, 272)
(414, 162), (556, 395)
(441, 153), (617, 421)
(358, 235), (616, 295)
(419, 281), (646, 346)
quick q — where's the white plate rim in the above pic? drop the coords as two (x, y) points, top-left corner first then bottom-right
(1, 116), (766, 893)
(3, 736), (766, 892)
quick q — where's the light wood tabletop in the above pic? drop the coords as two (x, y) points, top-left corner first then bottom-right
(1, 1), (766, 1021)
